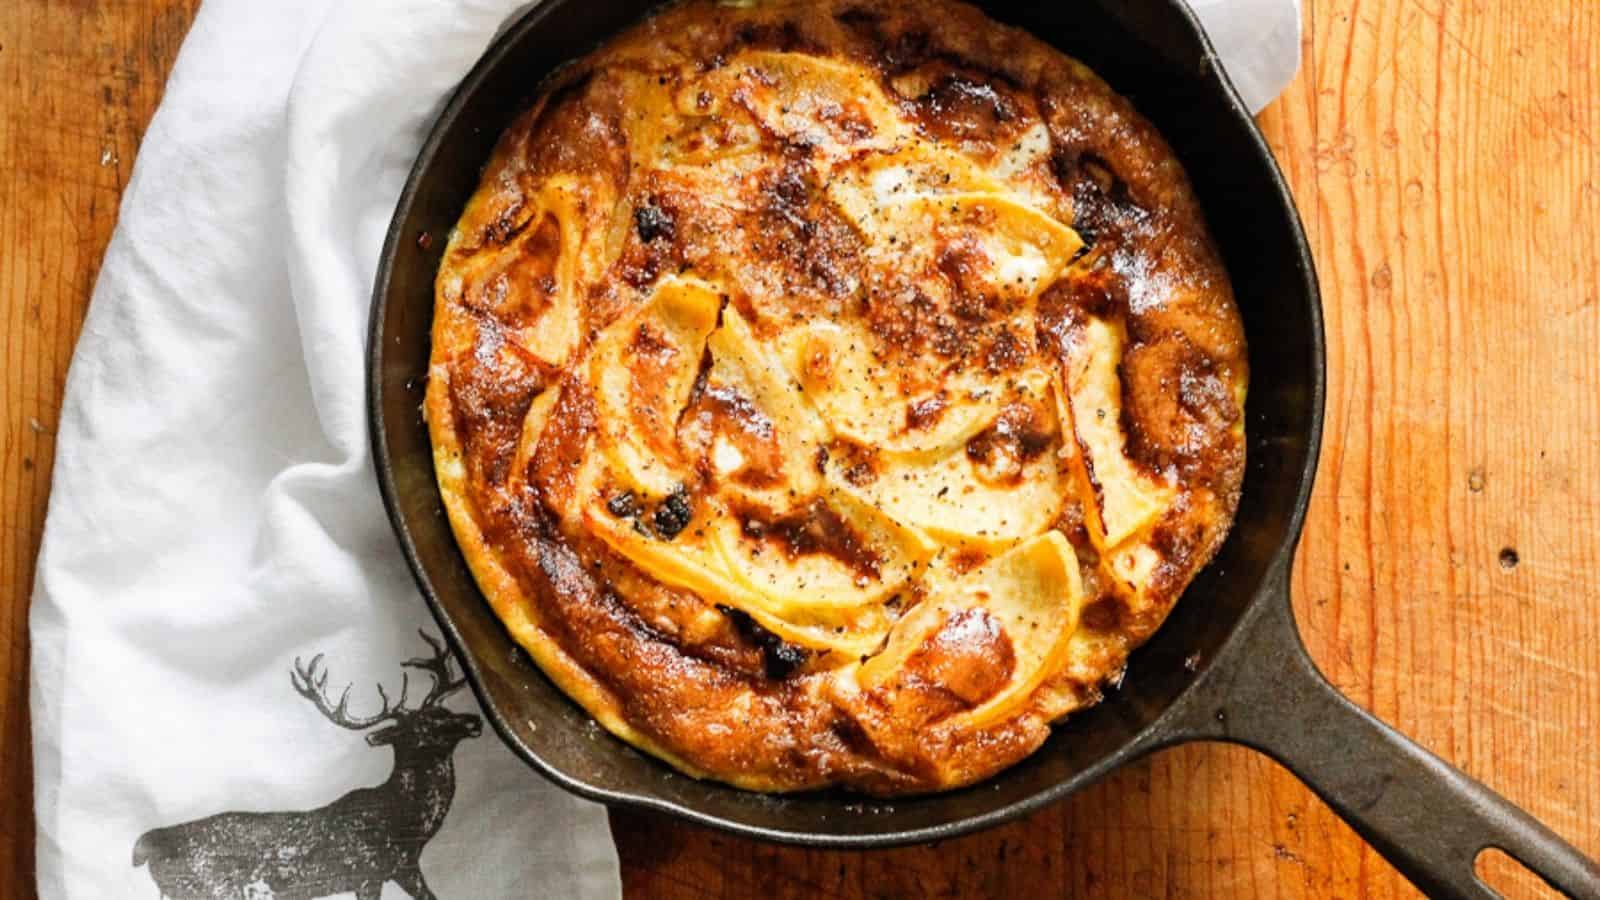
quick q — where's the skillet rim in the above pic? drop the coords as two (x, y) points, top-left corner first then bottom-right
(368, 0), (1327, 847)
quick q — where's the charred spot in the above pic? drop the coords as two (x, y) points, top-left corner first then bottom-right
(880, 30), (935, 72)
(717, 604), (809, 680)
(702, 384), (775, 441)
(1016, 424), (1053, 459)
(1056, 497), (1089, 543)
(828, 441), (880, 486)
(906, 392), (948, 431)
(1118, 325), (1241, 481)
(1147, 520), (1202, 595)
(764, 642), (807, 681)
(448, 318), (553, 482)
(463, 214), (562, 326)
(983, 326), (1026, 374)
(520, 70), (627, 184)
(1035, 269), (1121, 363)
(964, 428), (1001, 467)
(769, 164), (814, 218)
(1080, 596), (1123, 632)
(848, 14), (1024, 90)
(696, 382), (785, 488)
(1053, 151), (1141, 250)
(727, 20), (818, 55)
(834, 6), (885, 31)
(617, 199), (686, 290)
(965, 402), (1053, 481)
(616, 254), (659, 290)
(628, 321), (677, 371)
(652, 486), (694, 540)
(864, 282), (944, 357)
(825, 713), (879, 756)
(936, 239), (999, 314)
(736, 500), (882, 582)
(910, 73), (1020, 144)
(482, 199), (530, 245)
(833, 6), (929, 71)
(1177, 357), (1233, 419)
(634, 200), (675, 243)
(913, 608), (1016, 706)
(755, 159), (865, 298)
(930, 314), (973, 359)
(533, 532), (599, 606)
(819, 105), (876, 142)
(814, 445), (830, 475)
(478, 490), (553, 560)
(947, 546), (988, 574)
(993, 401), (1057, 461)
(606, 491), (638, 518)
(950, 289), (1002, 324)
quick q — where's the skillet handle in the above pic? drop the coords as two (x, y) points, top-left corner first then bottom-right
(1152, 565), (1600, 899)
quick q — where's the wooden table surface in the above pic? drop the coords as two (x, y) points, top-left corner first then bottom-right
(3, 1), (1596, 897)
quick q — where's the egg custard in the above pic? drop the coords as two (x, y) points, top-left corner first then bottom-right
(426, 0), (1247, 794)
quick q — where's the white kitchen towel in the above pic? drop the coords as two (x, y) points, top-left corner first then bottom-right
(29, 1), (1298, 898)
(1190, 0), (1303, 113)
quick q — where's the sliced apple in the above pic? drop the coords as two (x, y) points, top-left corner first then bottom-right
(827, 151), (1082, 300)
(708, 51), (909, 153)
(509, 384), (563, 483)
(901, 193), (1082, 297)
(583, 502), (892, 657)
(447, 175), (601, 368)
(776, 320), (1010, 457)
(843, 370), (1064, 549)
(702, 306), (831, 506)
(1060, 315), (1175, 549)
(713, 485), (937, 613)
(827, 145), (1009, 226)
(854, 445), (1064, 551)
(859, 531), (1085, 728)
(591, 275), (722, 498)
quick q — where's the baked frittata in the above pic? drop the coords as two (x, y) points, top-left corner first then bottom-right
(426, 0), (1247, 794)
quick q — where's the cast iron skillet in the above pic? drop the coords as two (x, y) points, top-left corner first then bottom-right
(368, 1), (1600, 896)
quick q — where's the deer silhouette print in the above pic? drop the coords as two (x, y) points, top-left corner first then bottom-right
(132, 632), (483, 900)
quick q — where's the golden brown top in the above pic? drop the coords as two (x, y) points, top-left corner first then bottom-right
(426, 0), (1246, 794)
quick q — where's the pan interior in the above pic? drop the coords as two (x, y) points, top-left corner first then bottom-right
(370, 0), (1322, 844)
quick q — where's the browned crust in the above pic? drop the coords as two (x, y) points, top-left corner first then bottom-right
(426, 0), (1246, 794)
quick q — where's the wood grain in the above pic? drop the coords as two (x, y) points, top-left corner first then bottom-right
(1, 2), (202, 896)
(2, 1), (1596, 898)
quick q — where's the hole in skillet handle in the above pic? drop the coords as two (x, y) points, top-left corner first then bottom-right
(1477, 847), (1566, 900)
